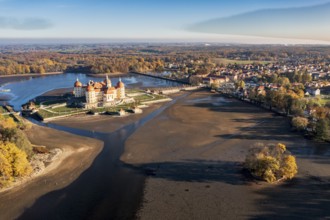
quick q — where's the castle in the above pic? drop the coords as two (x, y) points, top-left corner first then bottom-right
(73, 75), (127, 109)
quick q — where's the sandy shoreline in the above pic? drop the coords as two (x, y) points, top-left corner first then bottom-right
(0, 72), (63, 78)
(0, 122), (103, 220)
(86, 72), (130, 78)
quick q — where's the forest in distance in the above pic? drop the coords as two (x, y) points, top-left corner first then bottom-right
(0, 44), (330, 76)
(0, 44), (329, 142)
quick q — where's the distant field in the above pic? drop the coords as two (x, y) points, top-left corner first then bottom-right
(213, 58), (274, 65)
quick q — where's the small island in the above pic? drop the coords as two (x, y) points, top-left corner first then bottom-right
(22, 75), (172, 121)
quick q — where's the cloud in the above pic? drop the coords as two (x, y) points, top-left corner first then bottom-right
(188, 2), (330, 42)
(0, 16), (53, 30)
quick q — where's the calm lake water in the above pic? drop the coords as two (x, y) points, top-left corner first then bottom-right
(0, 73), (181, 110)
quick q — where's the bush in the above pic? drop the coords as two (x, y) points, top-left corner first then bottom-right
(245, 143), (298, 183)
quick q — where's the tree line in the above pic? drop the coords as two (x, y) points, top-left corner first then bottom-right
(0, 45), (329, 75)
(246, 81), (330, 141)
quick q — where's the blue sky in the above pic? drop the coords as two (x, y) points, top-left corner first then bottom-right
(0, 0), (329, 43)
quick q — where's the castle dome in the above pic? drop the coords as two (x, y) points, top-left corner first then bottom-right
(116, 78), (125, 88)
(86, 85), (95, 92)
(104, 87), (116, 94)
(74, 79), (82, 87)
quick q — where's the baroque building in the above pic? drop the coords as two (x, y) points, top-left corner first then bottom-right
(73, 75), (127, 109)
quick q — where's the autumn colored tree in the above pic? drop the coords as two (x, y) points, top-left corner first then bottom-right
(245, 143), (298, 183)
(0, 142), (32, 187)
(0, 115), (33, 157)
(292, 117), (308, 131)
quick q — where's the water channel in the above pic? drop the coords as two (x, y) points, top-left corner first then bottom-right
(0, 73), (184, 219)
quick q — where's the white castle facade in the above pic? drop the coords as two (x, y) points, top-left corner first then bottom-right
(73, 75), (130, 109)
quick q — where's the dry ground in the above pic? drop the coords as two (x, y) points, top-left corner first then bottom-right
(121, 91), (330, 220)
(0, 124), (103, 220)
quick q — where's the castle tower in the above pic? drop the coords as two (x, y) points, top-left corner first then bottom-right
(73, 78), (84, 97)
(104, 74), (112, 88)
(86, 81), (96, 104)
(116, 78), (125, 99)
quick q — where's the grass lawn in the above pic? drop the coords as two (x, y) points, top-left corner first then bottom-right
(134, 93), (168, 103)
(126, 88), (144, 94)
(134, 94), (153, 101)
(0, 106), (7, 113)
(42, 99), (67, 106)
(319, 97), (330, 106)
(213, 58), (274, 65)
(51, 106), (86, 114)
(38, 107), (87, 119)
(37, 109), (58, 119)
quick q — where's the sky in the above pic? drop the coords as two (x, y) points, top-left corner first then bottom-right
(0, 0), (330, 44)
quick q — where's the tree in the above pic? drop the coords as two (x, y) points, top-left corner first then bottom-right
(39, 66), (46, 74)
(302, 73), (312, 84)
(315, 119), (330, 141)
(235, 80), (245, 90)
(245, 143), (298, 183)
(0, 115), (16, 129)
(277, 77), (290, 87)
(292, 117), (308, 131)
(293, 73), (302, 83)
(189, 76), (202, 85)
(0, 116), (33, 157)
(290, 98), (306, 116)
(0, 142), (32, 188)
(279, 155), (298, 180)
(266, 90), (276, 110)
(270, 74), (278, 83)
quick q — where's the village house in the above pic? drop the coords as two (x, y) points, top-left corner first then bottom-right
(305, 87), (321, 96)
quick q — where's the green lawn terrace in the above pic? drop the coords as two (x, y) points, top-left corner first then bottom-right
(319, 96), (330, 106)
(31, 88), (171, 120)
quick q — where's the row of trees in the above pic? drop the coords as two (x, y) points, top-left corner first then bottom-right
(265, 72), (313, 84)
(247, 84), (330, 141)
(0, 52), (168, 75)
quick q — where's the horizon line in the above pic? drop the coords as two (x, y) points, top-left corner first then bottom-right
(0, 37), (330, 46)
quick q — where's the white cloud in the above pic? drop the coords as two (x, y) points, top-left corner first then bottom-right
(0, 16), (53, 30)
